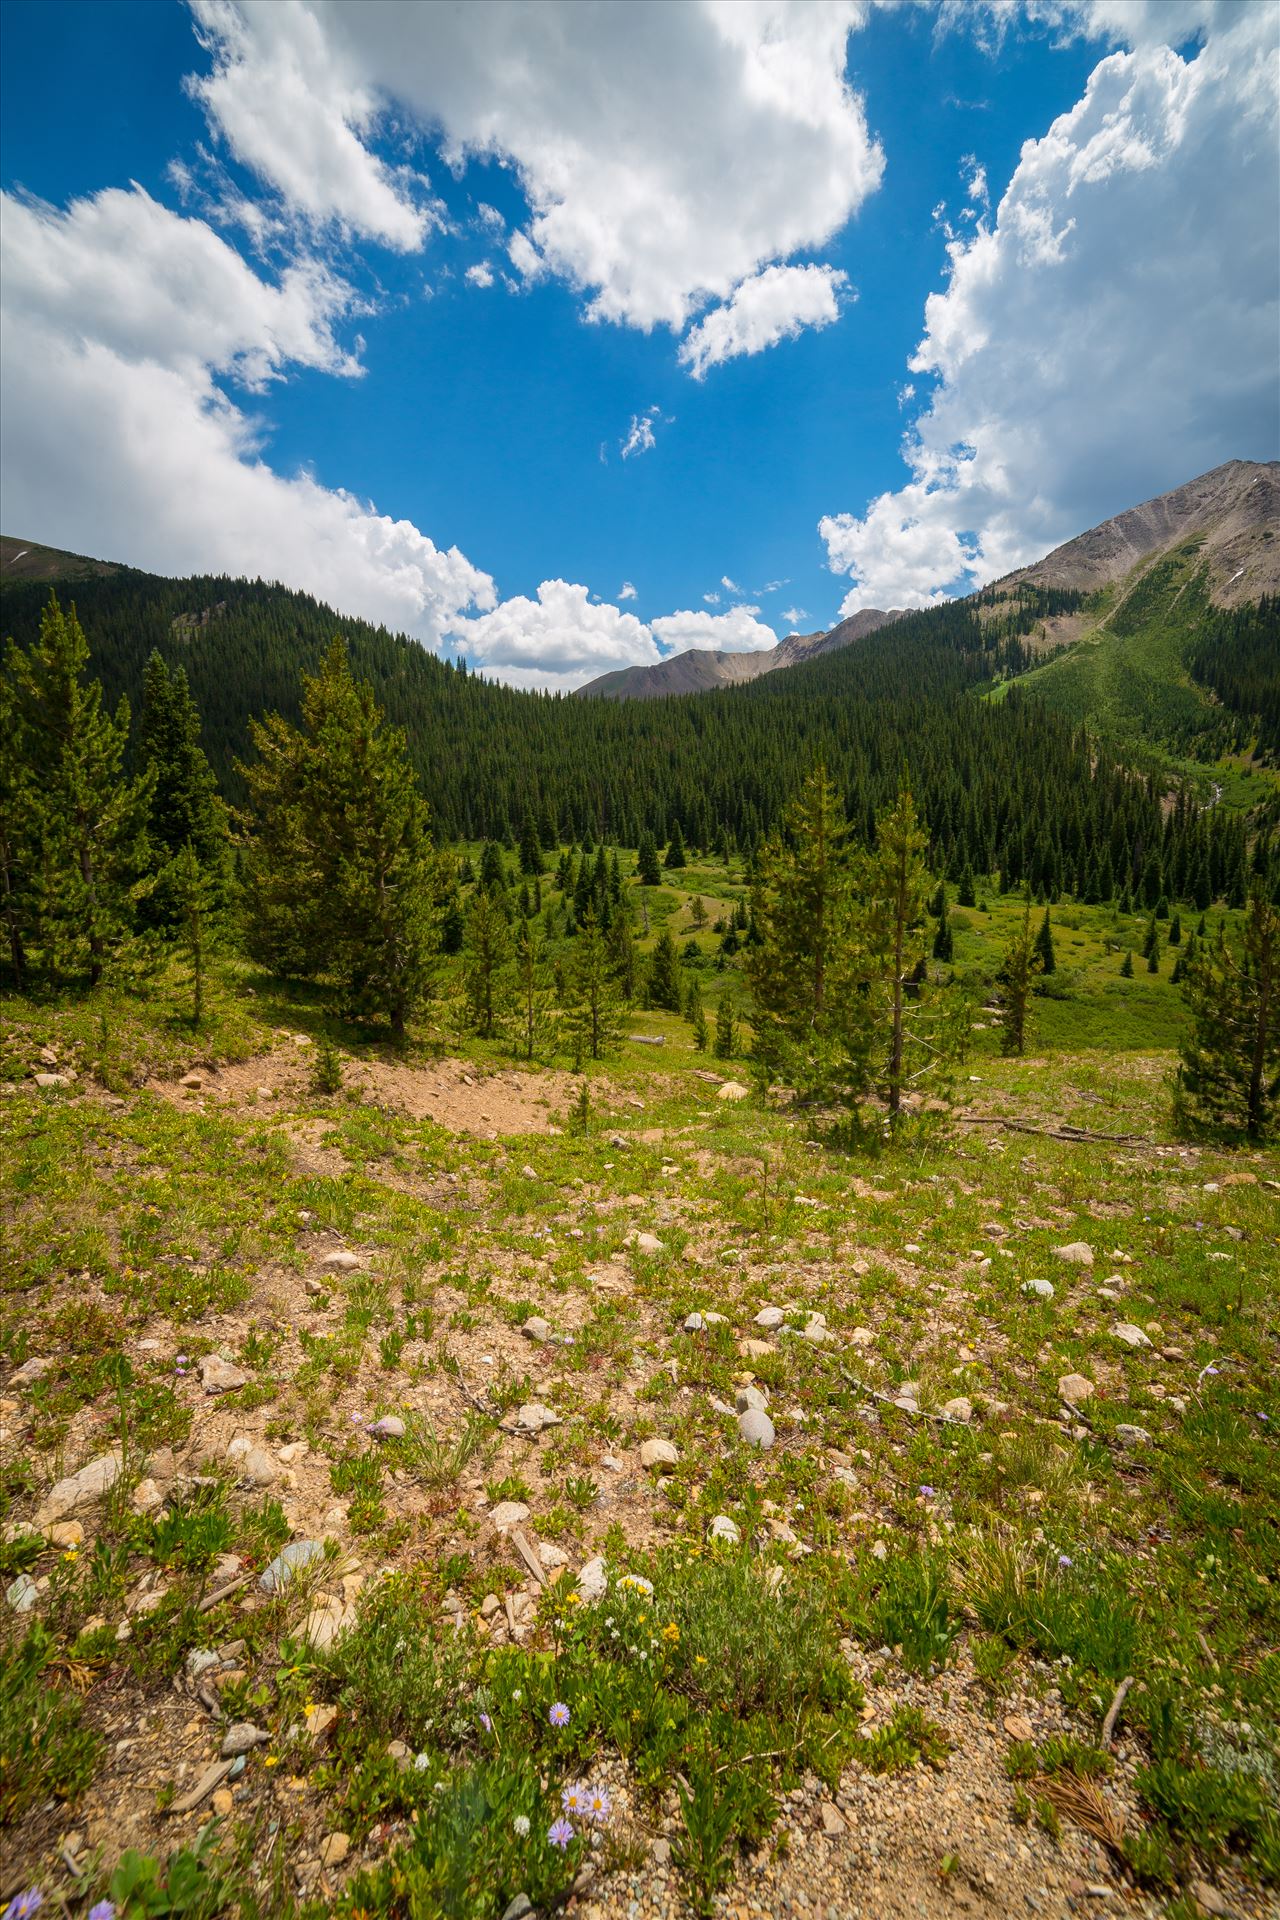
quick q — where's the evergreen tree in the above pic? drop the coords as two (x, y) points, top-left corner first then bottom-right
(171, 840), (220, 1027)
(1147, 945), (1159, 974)
(5, 594), (152, 986)
(1033, 907), (1056, 976)
(568, 907), (623, 1060)
(997, 904), (1041, 1057)
(664, 821), (687, 870)
(462, 886), (513, 1037)
(957, 863), (977, 908)
(518, 810), (544, 876)
(637, 832), (661, 886)
(1142, 914), (1159, 960)
(0, 673), (32, 986)
(512, 919), (551, 1062)
(606, 902), (638, 1002)
(862, 785), (932, 1119)
(690, 894), (707, 929)
(479, 840), (508, 892)
(1120, 949), (1134, 978)
(439, 888), (464, 956)
(238, 639), (441, 1038)
(932, 892), (954, 962)
(1168, 912), (1182, 946)
(647, 927), (683, 1011)
(714, 988), (738, 1060)
(686, 979), (708, 1052)
(136, 652), (228, 930)
(1175, 887), (1280, 1140)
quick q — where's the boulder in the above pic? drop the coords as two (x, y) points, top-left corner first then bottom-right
(1021, 1279), (1055, 1300)
(754, 1306), (785, 1330)
(632, 1232), (665, 1256)
(301, 1597), (356, 1650)
(33, 1072), (73, 1089)
(514, 1402), (560, 1435)
(640, 1438), (679, 1471)
(737, 1408), (776, 1450)
(716, 1082), (749, 1102)
(735, 1385), (768, 1415)
(131, 1478), (164, 1513)
(575, 1556), (608, 1604)
(1113, 1322), (1152, 1349)
(1052, 1242), (1094, 1267)
(709, 1514), (741, 1545)
(1058, 1373), (1095, 1407)
(320, 1250), (363, 1273)
(36, 1450), (122, 1526)
(200, 1355), (248, 1394)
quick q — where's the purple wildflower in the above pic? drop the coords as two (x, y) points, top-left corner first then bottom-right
(1057, 1554), (1073, 1569)
(88, 1905), (115, 1920)
(4, 1894), (43, 1920)
(549, 1701), (570, 1727)
(548, 1817), (574, 1849)
(584, 1784), (612, 1826)
(918, 1485), (936, 1499)
(479, 1712), (492, 1732)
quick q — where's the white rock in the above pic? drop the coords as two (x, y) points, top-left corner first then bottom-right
(538, 1543), (569, 1568)
(200, 1355), (248, 1394)
(220, 1722), (268, 1756)
(33, 1072), (73, 1089)
(6, 1574), (38, 1612)
(10, 1356), (53, 1387)
(633, 1232), (665, 1256)
(238, 1448), (278, 1487)
(754, 1306), (785, 1329)
(490, 1501), (531, 1530)
(849, 1326), (875, 1347)
(941, 1397), (973, 1424)
(368, 1416), (405, 1441)
(514, 1402), (560, 1434)
(259, 1539), (325, 1593)
(1115, 1424), (1152, 1447)
(278, 1442), (310, 1465)
(735, 1385), (768, 1415)
(682, 1312), (707, 1333)
(131, 1477), (164, 1513)
(36, 1450), (122, 1526)
(1021, 1279), (1055, 1300)
(302, 1597), (356, 1650)
(522, 1316), (552, 1343)
(709, 1514), (740, 1545)
(320, 1249), (363, 1272)
(802, 1322), (833, 1345)
(640, 1438), (679, 1471)
(716, 1082), (749, 1101)
(1113, 1322), (1152, 1349)
(737, 1408), (776, 1450)
(1052, 1242), (1094, 1267)
(1058, 1373), (1095, 1407)
(575, 1556), (608, 1603)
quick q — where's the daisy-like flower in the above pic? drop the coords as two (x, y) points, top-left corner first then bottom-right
(661, 1622), (680, 1643)
(479, 1711), (492, 1731)
(561, 1781), (586, 1816)
(4, 1893), (43, 1919)
(1057, 1554), (1073, 1569)
(918, 1485), (936, 1499)
(513, 1814), (530, 1839)
(413, 1751), (431, 1771)
(584, 1784), (611, 1826)
(548, 1817), (574, 1849)
(549, 1701), (570, 1727)
(88, 1906), (115, 1920)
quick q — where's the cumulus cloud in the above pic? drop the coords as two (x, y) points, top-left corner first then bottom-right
(820, 2), (1279, 612)
(679, 262), (849, 377)
(451, 580), (659, 690)
(782, 607), (808, 628)
(0, 182), (495, 648)
(465, 260), (494, 287)
(651, 606), (778, 654)
(185, 0), (883, 336)
(618, 581), (638, 600)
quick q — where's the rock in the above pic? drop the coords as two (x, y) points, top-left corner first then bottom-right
(186, 1648), (220, 1683)
(709, 1514), (741, 1545)
(220, 1722), (268, 1757)
(368, 1416), (405, 1442)
(1021, 1279), (1055, 1300)
(200, 1355), (248, 1394)
(717, 1081), (749, 1101)
(33, 1072), (73, 1089)
(651, 1838), (672, 1867)
(1058, 1373), (1095, 1407)
(36, 1450), (122, 1525)
(491, 1501), (531, 1530)
(301, 1598), (355, 1651)
(521, 1164), (538, 1180)
(754, 1306), (785, 1329)
(501, 1897), (533, 1920)
(538, 1543), (569, 1568)
(738, 1338), (773, 1360)
(1115, 1424), (1152, 1447)
(682, 1312), (706, 1332)
(941, 1397), (973, 1424)
(802, 1322), (833, 1345)
(820, 1800), (846, 1835)
(10, 1356), (53, 1387)
(48, 1521), (84, 1549)
(736, 1385), (768, 1415)
(738, 1408), (776, 1450)
(6, 1573), (38, 1612)
(1113, 1322), (1152, 1349)
(640, 1438), (679, 1471)
(522, 1316), (552, 1343)
(258, 1539), (325, 1594)
(211, 1788), (235, 1817)
(1004, 1713), (1035, 1743)
(319, 1833), (350, 1869)
(1053, 1241), (1094, 1266)
(514, 1402), (560, 1434)
(179, 1071), (205, 1090)
(633, 1232), (665, 1256)
(848, 1326), (875, 1347)
(132, 1477), (164, 1513)
(305, 1703), (339, 1746)
(320, 1249), (362, 1272)
(1190, 1879), (1231, 1917)
(304, 1276), (325, 1297)
(575, 1556), (608, 1603)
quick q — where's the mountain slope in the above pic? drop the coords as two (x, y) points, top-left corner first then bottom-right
(576, 606), (902, 699)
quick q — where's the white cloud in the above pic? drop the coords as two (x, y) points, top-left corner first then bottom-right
(679, 262), (850, 377)
(451, 580), (658, 690)
(702, 591), (721, 605)
(620, 407), (659, 460)
(186, 0), (884, 337)
(651, 606), (778, 655)
(187, 0), (434, 251)
(465, 260), (495, 287)
(720, 575), (740, 593)
(618, 581), (638, 600)
(820, 3), (1279, 611)
(782, 607), (808, 627)
(475, 201), (505, 232)
(0, 182), (495, 648)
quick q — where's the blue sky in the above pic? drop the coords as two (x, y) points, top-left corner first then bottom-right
(1, 1), (1276, 688)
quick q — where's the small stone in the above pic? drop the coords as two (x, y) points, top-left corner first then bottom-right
(1190, 1879), (1231, 1917)
(501, 1897), (533, 1920)
(522, 1316), (552, 1343)
(1058, 1373), (1095, 1407)
(480, 1593), (502, 1618)
(640, 1438), (679, 1471)
(301, 1598), (355, 1651)
(10, 1356), (53, 1387)
(848, 1326), (875, 1347)
(1021, 1279), (1055, 1300)
(319, 1832), (350, 1869)
(801, 1321), (833, 1345)
(738, 1338), (773, 1360)
(179, 1071), (205, 1090)
(709, 1514), (741, 1545)
(716, 1081), (749, 1101)
(491, 1501), (531, 1530)
(277, 1441), (310, 1464)
(132, 1477), (164, 1513)
(738, 1408), (776, 1450)
(6, 1573), (38, 1612)
(211, 1788), (235, 1816)
(368, 1416), (405, 1442)
(820, 1801), (846, 1835)
(633, 1232), (665, 1256)
(186, 1648), (220, 1682)
(320, 1249), (362, 1272)
(1004, 1713), (1035, 1743)
(514, 1402), (560, 1434)
(754, 1306), (785, 1329)
(941, 1397), (973, 1424)
(220, 1722), (268, 1757)
(258, 1539), (325, 1594)
(1052, 1242), (1094, 1267)
(305, 1703), (339, 1747)
(238, 1449), (278, 1487)
(521, 1164), (537, 1180)
(200, 1355), (248, 1394)
(651, 1838), (672, 1866)
(575, 1556), (608, 1603)
(736, 1385), (768, 1415)
(33, 1072), (73, 1089)
(682, 1311), (706, 1332)
(48, 1521), (84, 1549)
(35, 1450), (122, 1525)
(1113, 1322), (1152, 1349)
(538, 1543), (569, 1568)
(1115, 1424), (1152, 1447)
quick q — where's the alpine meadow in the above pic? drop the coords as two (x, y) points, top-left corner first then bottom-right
(1, 7), (1278, 1920)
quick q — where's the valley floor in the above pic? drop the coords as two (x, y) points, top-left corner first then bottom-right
(1, 992), (1277, 1920)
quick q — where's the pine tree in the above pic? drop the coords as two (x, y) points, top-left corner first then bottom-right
(932, 892), (954, 962)
(1120, 949), (1134, 978)
(714, 988), (737, 1060)
(957, 863), (976, 908)
(5, 594), (152, 987)
(1033, 907), (1056, 976)
(1175, 887), (1279, 1140)
(512, 919), (551, 1062)
(637, 832), (661, 887)
(518, 810), (544, 876)
(1142, 914), (1159, 960)
(0, 673), (32, 987)
(690, 894), (707, 929)
(686, 979), (708, 1051)
(997, 904), (1042, 1056)
(664, 821), (687, 870)
(136, 652), (228, 931)
(462, 886), (513, 1037)
(1168, 912), (1182, 947)
(239, 639), (442, 1038)
(568, 907), (623, 1060)
(479, 841), (508, 892)
(171, 840), (220, 1027)
(647, 928), (683, 1012)
(862, 785), (932, 1119)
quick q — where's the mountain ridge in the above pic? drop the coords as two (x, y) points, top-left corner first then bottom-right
(575, 605), (903, 700)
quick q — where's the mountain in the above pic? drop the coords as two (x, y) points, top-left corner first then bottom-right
(576, 606), (902, 699)
(0, 533), (124, 584)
